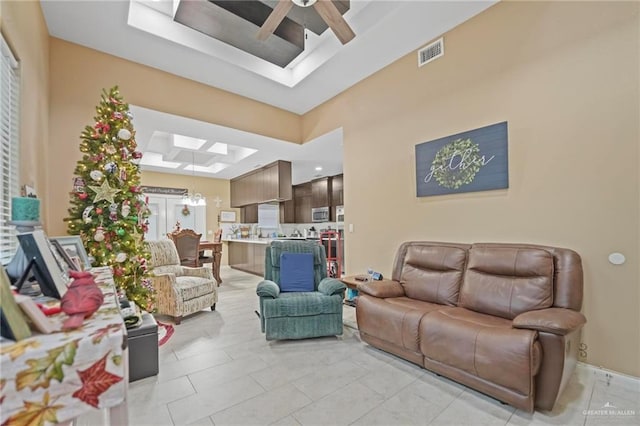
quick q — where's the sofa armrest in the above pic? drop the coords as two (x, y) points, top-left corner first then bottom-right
(318, 278), (346, 296)
(513, 308), (586, 336)
(257, 280), (280, 298)
(182, 266), (214, 280)
(358, 279), (406, 298)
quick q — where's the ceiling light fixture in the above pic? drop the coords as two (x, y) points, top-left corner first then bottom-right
(291, 0), (317, 7)
(183, 152), (206, 206)
(315, 166), (323, 171)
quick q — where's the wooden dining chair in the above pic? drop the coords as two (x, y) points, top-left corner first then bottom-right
(168, 229), (204, 267)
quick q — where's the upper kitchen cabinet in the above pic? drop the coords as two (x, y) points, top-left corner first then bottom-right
(311, 177), (332, 208)
(294, 182), (312, 224)
(230, 161), (292, 207)
(331, 174), (343, 206)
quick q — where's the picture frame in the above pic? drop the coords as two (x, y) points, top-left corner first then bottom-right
(0, 266), (32, 341)
(14, 294), (60, 334)
(50, 240), (80, 272)
(17, 230), (71, 299)
(219, 210), (237, 223)
(49, 235), (91, 271)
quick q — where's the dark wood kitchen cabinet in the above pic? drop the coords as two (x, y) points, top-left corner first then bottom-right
(311, 177), (331, 208)
(240, 204), (258, 223)
(280, 199), (295, 224)
(230, 161), (292, 207)
(228, 242), (266, 276)
(294, 183), (312, 224)
(331, 174), (343, 206)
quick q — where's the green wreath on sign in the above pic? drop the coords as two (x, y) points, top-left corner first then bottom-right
(431, 138), (482, 189)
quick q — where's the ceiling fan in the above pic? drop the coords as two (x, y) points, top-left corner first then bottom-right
(257, 0), (355, 45)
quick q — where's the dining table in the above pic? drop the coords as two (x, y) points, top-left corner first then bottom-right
(199, 240), (222, 285)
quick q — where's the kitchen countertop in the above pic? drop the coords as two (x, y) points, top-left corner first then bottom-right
(222, 237), (308, 244)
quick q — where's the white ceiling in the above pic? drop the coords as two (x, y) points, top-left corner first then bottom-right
(40, 0), (496, 183)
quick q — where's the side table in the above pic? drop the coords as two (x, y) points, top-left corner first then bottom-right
(127, 313), (159, 382)
(340, 275), (369, 306)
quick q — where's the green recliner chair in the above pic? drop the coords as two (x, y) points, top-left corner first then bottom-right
(256, 240), (346, 340)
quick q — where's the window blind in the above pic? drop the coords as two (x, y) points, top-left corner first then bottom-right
(0, 35), (20, 264)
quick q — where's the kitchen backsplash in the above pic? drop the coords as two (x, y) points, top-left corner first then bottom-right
(220, 222), (343, 239)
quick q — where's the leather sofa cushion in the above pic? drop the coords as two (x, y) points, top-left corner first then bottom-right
(420, 307), (541, 396)
(399, 245), (467, 306)
(356, 295), (449, 352)
(460, 247), (554, 319)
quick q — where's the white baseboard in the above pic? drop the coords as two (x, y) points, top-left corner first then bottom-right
(578, 361), (640, 386)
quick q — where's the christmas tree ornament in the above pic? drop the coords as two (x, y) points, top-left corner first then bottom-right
(82, 206), (94, 223)
(129, 185), (140, 193)
(95, 121), (110, 134)
(126, 111), (133, 119)
(112, 136), (117, 142)
(121, 200), (131, 217)
(89, 180), (121, 203)
(112, 112), (123, 120)
(105, 162), (117, 174)
(109, 203), (118, 221)
(95, 207), (103, 215)
(115, 252), (127, 263)
(94, 226), (105, 242)
(105, 145), (117, 155)
(78, 192), (88, 200)
(117, 228), (125, 236)
(119, 169), (127, 182)
(118, 128), (132, 141)
(89, 170), (104, 181)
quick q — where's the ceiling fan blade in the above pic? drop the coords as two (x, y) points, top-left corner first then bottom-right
(257, 0), (294, 41)
(313, 0), (355, 45)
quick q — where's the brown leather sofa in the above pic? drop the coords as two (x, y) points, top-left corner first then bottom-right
(356, 241), (586, 412)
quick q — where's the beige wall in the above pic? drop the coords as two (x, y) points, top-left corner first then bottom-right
(46, 38), (302, 236)
(304, 2), (640, 376)
(5, 1), (639, 376)
(1, 1), (49, 218)
(140, 171), (235, 265)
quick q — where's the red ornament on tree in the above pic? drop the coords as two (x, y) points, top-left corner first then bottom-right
(78, 192), (88, 200)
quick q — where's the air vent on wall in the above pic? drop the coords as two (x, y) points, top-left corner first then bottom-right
(418, 37), (444, 67)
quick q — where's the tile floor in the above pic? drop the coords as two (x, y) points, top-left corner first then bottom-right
(98, 267), (640, 425)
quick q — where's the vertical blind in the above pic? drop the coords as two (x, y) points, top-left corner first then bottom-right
(0, 35), (20, 264)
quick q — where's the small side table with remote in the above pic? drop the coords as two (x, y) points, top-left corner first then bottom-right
(340, 275), (382, 306)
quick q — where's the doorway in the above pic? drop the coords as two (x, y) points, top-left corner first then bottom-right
(145, 194), (206, 240)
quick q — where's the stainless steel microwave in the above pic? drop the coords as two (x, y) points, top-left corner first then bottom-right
(311, 206), (329, 223)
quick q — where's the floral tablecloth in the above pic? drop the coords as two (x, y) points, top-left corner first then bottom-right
(0, 267), (127, 425)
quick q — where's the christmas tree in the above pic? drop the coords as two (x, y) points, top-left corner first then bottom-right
(66, 86), (154, 311)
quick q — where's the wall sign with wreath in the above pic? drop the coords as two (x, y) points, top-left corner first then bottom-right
(415, 122), (508, 197)
(181, 204), (191, 216)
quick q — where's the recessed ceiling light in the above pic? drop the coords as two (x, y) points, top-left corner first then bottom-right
(315, 166), (323, 171)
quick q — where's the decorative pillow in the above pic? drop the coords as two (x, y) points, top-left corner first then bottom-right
(279, 252), (314, 292)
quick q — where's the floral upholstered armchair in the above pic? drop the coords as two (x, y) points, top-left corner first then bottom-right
(146, 239), (218, 324)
